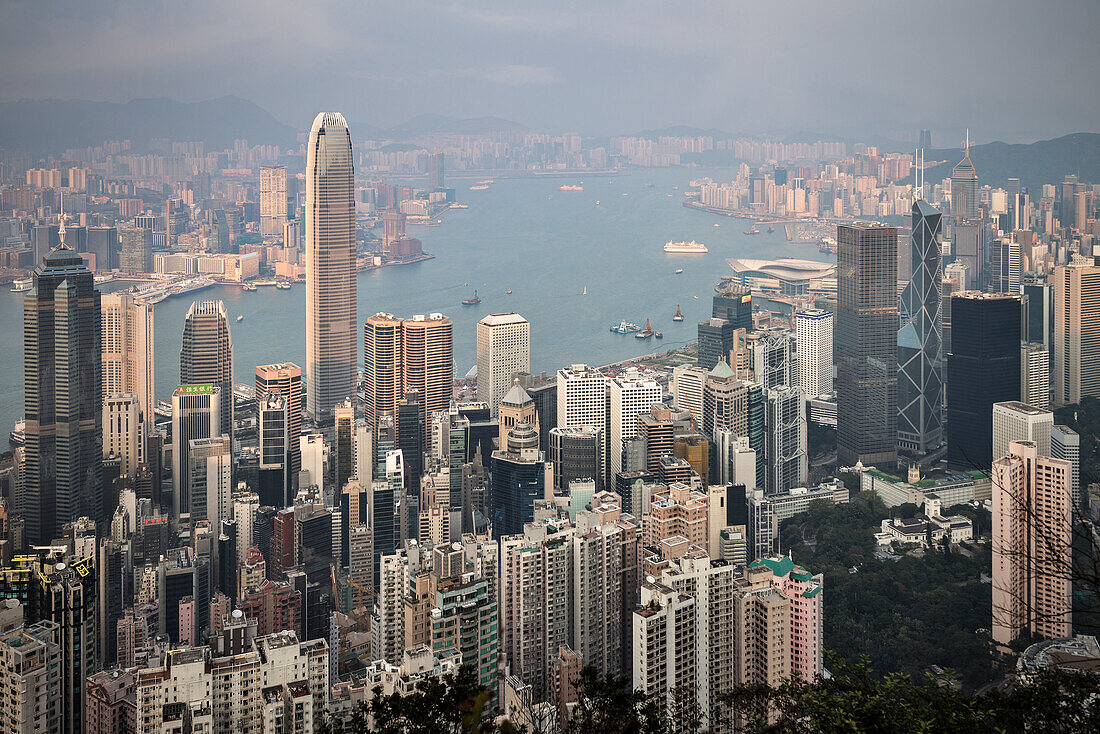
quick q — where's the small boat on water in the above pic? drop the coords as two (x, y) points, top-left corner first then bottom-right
(767, 226), (775, 233)
(610, 321), (640, 334)
(693, 295), (699, 299)
(655, 331), (663, 339)
(582, 285), (588, 295)
(154, 401), (173, 419)
(675, 269), (683, 274)
(673, 305), (684, 321)
(462, 290), (481, 305)
(744, 226), (760, 235)
(714, 223), (720, 227)
(10, 278), (31, 292)
(635, 318), (654, 339)
(506, 289), (512, 295)
(237, 315), (244, 322)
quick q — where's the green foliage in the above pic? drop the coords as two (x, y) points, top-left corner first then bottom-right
(564, 667), (669, 734)
(1055, 396), (1100, 490)
(781, 494), (997, 689)
(720, 654), (1100, 734)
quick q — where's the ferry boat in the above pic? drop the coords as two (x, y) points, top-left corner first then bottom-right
(664, 240), (709, 254)
(462, 290), (481, 305)
(610, 321), (640, 334)
(450, 203), (469, 209)
(154, 401), (173, 419)
(10, 277), (31, 292)
(469, 184), (489, 191)
(744, 226), (761, 235)
(559, 184), (584, 192)
(9, 419), (25, 447)
(673, 305), (684, 322)
(275, 281), (291, 290)
(635, 318), (654, 339)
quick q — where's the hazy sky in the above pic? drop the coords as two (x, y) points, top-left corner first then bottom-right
(2, 0), (1098, 142)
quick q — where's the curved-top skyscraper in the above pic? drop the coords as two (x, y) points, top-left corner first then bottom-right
(306, 112), (356, 421)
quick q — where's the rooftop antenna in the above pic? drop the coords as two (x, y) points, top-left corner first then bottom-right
(58, 192), (67, 246)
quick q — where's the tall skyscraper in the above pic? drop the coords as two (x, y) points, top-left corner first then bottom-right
(897, 200), (944, 456)
(255, 363), (303, 493)
(180, 300), (233, 434)
(103, 393), (145, 475)
(401, 313), (454, 429)
(794, 309), (833, 398)
(1052, 263), (1100, 406)
(476, 312), (531, 415)
(712, 281), (753, 331)
(548, 425), (603, 494)
(305, 112), (356, 421)
(381, 209), (406, 257)
(557, 364), (608, 484)
(187, 436), (232, 528)
(764, 386), (808, 493)
(86, 226), (119, 271)
(1020, 342), (1050, 409)
(836, 223), (898, 466)
(363, 312), (453, 435)
(609, 370), (663, 479)
(23, 226), (102, 544)
(119, 228), (152, 273)
(101, 292), (155, 420)
(171, 384), (221, 522)
(491, 422), (545, 537)
(257, 394), (291, 508)
(427, 152), (445, 191)
(697, 318), (736, 370)
(259, 165), (289, 237)
(992, 440), (1071, 644)
(947, 293), (1021, 469)
(990, 237), (1022, 294)
(951, 133), (979, 221)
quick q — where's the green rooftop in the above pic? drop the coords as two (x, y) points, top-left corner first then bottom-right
(751, 556), (795, 578)
(802, 586), (822, 598)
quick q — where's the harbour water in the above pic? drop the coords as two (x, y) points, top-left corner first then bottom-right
(0, 167), (831, 428)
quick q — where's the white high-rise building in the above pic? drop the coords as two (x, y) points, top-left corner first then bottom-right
(670, 364), (708, 419)
(476, 312), (531, 415)
(609, 370), (662, 479)
(103, 393), (145, 475)
(632, 581), (696, 718)
(1052, 263), (1100, 406)
(305, 112), (356, 421)
(171, 384), (221, 522)
(101, 292), (154, 421)
(232, 491), (260, 563)
(1051, 425), (1081, 511)
(992, 401), (1053, 465)
(557, 364), (608, 482)
(300, 433), (326, 490)
(1021, 342), (1050, 409)
(795, 309), (833, 398)
(188, 436), (233, 528)
(260, 165), (288, 237)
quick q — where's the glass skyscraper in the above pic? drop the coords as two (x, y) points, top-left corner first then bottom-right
(836, 223), (898, 466)
(305, 112), (356, 421)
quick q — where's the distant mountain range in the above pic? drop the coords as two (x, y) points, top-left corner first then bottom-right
(922, 133), (1100, 191)
(0, 96), (300, 153)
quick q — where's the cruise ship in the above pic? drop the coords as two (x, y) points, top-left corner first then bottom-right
(663, 240), (708, 254)
(559, 184), (584, 192)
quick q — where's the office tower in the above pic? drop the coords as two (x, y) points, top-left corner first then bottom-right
(953, 223), (982, 288)
(992, 441), (1071, 644)
(340, 478), (369, 568)
(477, 312), (531, 414)
(171, 384), (221, 521)
(299, 433), (325, 489)
(491, 422), (545, 537)
(952, 134), (979, 221)
(305, 112), (356, 422)
(232, 491), (259, 563)
(363, 312), (404, 427)
(335, 400), (355, 491)
(1021, 281), (1052, 347)
(701, 359), (747, 435)
(188, 436), (232, 527)
(1052, 264), (1100, 406)
(258, 394), (291, 507)
(609, 371), (662, 479)
(945, 261), (969, 291)
(671, 364), (708, 419)
(0, 622), (63, 734)
(180, 300), (234, 433)
(104, 393), (146, 475)
(165, 198), (190, 246)
(256, 363), (303, 491)
(101, 292), (155, 419)
(744, 330), (793, 389)
(764, 386), (808, 493)
(836, 223), (898, 466)
(97, 538), (127, 667)
(119, 227), (153, 273)
(402, 313), (453, 427)
(354, 418), (374, 486)
(133, 631), (329, 732)
(1021, 342), (1051, 409)
(697, 318), (736, 370)
(557, 364), (607, 481)
(947, 293), (1021, 469)
(637, 404), (674, 475)
(86, 226), (119, 271)
(713, 281), (754, 330)
(396, 392), (424, 513)
(795, 309), (833, 398)
(992, 401), (1053, 463)
(260, 165), (289, 236)
(897, 200), (944, 456)
(548, 425), (603, 494)
(428, 152), (445, 191)
(381, 209), (406, 256)
(23, 232), (102, 544)
(498, 381), (537, 452)
(1051, 425), (1081, 511)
